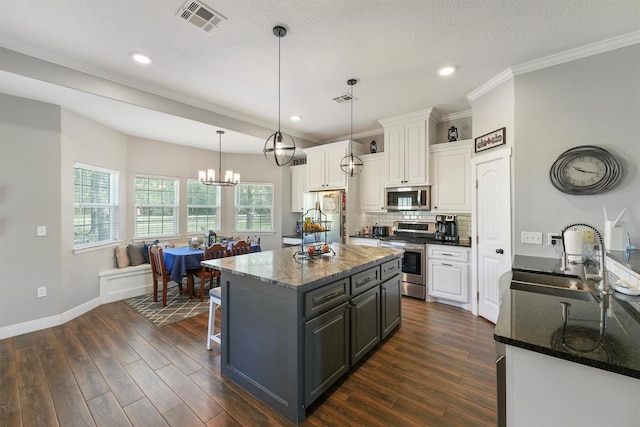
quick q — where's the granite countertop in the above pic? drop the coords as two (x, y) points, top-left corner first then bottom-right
(202, 244), (403, 290)
(496, 255), (640, 379)
(607, 250), (640, 276)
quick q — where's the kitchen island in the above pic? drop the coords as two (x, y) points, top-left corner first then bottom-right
(202, 244), (403, 425)
(495, 255), (640, 426)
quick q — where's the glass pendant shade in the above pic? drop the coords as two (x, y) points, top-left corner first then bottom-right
(340, 78), (363, 176)
(263, 25), (295, 167)
(199, 130), (239, 186)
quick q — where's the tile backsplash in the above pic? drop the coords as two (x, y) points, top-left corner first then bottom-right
(363, 212), (472, 241)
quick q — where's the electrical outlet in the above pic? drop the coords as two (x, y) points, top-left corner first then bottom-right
(548, 233), (562, 245)
(37, 286), (46, 298)
(521, 231), (543, 245)
(582, 230), (595, 243)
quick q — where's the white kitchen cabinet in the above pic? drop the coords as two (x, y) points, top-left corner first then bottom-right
(379, 109), (437, 187)
(306, 140), (364, 191)
(290, 165), (307, 212)
(358, 153), (385, 212)
(430, 140), (473, 212)
(428, 245), (470, 306)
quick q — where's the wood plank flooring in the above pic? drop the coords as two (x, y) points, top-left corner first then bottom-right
(0, 297), (497, 426)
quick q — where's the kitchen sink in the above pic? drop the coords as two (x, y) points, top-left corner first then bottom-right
(510, 270), (596, 302)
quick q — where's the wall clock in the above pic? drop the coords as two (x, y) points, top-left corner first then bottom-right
(549, 145), (622, 195)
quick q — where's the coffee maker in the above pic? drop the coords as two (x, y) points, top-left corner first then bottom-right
(435, 215), (458, 243)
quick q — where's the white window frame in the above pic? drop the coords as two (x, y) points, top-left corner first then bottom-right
(134, 174), (179, 239)
(234, 183), (275, 233)
(73, 162), (120, 249)
(186, 179), (221, 235)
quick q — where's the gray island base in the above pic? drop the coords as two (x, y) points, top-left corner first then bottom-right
(202, 244), (403, 425)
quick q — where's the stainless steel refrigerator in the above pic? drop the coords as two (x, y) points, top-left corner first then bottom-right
(304, 190), (346, 244)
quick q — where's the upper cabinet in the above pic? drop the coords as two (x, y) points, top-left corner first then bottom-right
(430, 140), (473, 212)
(359, 153), (385, 212)
(306, 140), (364, 191)
(290, 164), (307, 212)
(379, 109), (437, 187)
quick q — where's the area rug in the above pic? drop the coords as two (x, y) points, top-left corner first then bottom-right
(125, 285), (209, 327)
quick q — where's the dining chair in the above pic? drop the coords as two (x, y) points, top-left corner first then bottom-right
(148, 245), (173, 307)
(230, 240), (251, 256)
(189, 243), (227, 302)
(207, 286), (222, 349)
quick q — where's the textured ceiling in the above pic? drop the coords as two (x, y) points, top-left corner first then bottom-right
(0, 0), (638, 153)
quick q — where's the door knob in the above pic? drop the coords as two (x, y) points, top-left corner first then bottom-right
(496, 248), (504, 254)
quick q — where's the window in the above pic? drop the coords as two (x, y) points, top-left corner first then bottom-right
(135, 175), (179, 237)
(235, 183), (274, 232)
(73, 162), (119, 247)
(187, 179), (220, 233)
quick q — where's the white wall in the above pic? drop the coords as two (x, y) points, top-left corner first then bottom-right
(513, 45), (640, 257)
(0, 94), (62, 327)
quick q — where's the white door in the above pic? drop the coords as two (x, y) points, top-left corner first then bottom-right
(472, 148), (512, 323)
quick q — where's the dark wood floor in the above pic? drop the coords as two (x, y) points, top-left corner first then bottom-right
(1, 297), (497, 426)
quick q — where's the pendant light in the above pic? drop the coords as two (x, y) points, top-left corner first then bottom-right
(340, 79), (364, 176)
(263, 25), (296, 167)
(199, 130), (240, 186)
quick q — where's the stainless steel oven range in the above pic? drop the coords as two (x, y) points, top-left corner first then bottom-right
(379, 221), (436, 300)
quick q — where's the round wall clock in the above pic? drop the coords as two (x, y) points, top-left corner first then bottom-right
(549, 145), (622, 195)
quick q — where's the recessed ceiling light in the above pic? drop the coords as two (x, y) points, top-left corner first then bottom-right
(131, 52), (152, 65)
(290, 115), (301, 121)
(438, 66), (455, 76)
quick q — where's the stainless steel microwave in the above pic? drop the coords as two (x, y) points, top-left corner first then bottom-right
(385, 186), (431, 211)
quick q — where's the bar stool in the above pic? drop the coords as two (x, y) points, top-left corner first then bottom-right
(207, 287), (222, 349)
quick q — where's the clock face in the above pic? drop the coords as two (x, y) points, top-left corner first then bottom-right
(563, 156), (605, 187)
(549, 145), (622, 195)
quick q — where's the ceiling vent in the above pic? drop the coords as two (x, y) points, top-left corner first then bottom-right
(332, 94), (358, 104)
(176, 1), (227, 34)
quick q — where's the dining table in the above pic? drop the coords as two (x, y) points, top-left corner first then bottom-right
(162, 242), (261, 284)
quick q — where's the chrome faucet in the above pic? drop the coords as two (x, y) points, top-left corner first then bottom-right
(560, 223), (608, 294)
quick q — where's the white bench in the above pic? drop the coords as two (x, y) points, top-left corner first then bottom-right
(99, 264), (153, 303)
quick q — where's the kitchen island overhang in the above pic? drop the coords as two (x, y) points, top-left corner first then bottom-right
(202, 244), (404, 425)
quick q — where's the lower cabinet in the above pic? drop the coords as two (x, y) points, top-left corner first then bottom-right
(304, 303), (349, 405)
(303, 267), (400, 406)
(350, 285), (381, 364)
(427, 245), (470, 303)
(381, 275), (401, 339)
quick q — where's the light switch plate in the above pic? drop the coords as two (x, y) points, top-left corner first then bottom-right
(37, 226), (47, 237)
(521, 231), (543, 245)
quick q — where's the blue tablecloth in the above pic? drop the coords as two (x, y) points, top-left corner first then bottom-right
(163, 242), (261, 284)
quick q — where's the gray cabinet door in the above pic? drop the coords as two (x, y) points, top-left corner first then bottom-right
(304, 303), (349, 406)
(350, 285), (380, 365)
(381, 275), (401, 339)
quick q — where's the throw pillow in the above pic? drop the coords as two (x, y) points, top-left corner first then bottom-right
(115, 245), (130, 268)
(128, 242), (146, 266)
(143, 240), (160, 263)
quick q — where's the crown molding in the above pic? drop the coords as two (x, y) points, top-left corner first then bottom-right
(439, 109), (472, 122)
(466, 69), (514, 102)
(512, 31), (640, 76)
(466, 31), (640, 102)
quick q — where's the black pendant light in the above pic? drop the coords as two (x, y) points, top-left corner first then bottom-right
(263, 25), (296, 167)
(199, 130), (240, 186)
(340, 79), (363, 176)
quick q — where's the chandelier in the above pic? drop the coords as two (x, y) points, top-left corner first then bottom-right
(199, 130), (240, 186)
(340, 79), (363, 176)
(263, 25), (296, 167)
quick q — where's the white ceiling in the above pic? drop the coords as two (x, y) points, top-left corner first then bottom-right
(0, 0), (638, 154)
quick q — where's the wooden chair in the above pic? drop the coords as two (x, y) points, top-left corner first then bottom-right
(189, 243), (227, 301)
(207, 286), (222, 349)
(230, 240), (251, 256)
(148, 245), (172, 307)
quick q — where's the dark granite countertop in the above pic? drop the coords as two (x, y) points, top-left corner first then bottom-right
(495, 255), (640, 379)
(607, 250), (640, 276)
(202, 244), (402, 290)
